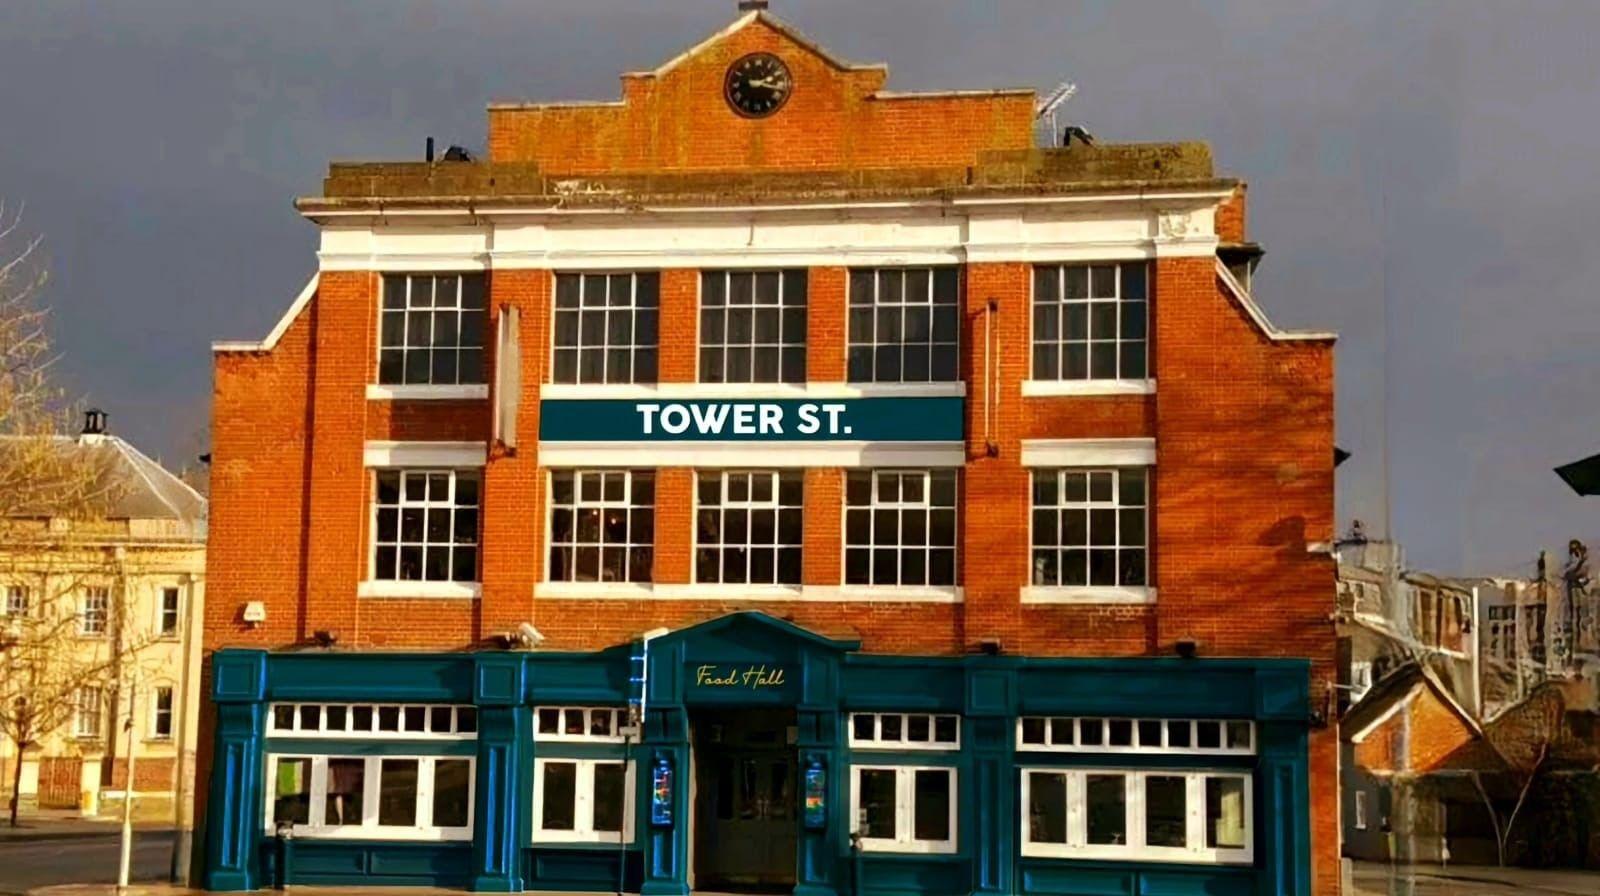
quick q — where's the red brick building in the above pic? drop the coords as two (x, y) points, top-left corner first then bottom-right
(198, 5), (1339, 895)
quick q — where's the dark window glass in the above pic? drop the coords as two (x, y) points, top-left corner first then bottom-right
(1030, 467), (1147, 589)
(1028, 772), (1068, 844)
(378, 759), (419, 827)
(848, 267), (960, 383)
(552, 273), (659, 385)
(273, 758), (311, 826)
(858, 769), (896, 839)
(844, 470), (958, 586)
(695, 471), (802, 585)
(547, 471), (654, 583)
(540, 762), (577, 831)
(700, 271), (805, 383)
(592, 763), (626, 833)
(432, 759), (472, 828)
(1031, 262), (1148, 381)
(1085, 774), (1126, 845)
(377, 274), (487, 385)
(372, 470), (480, 583)
(913, 770), (951, 842)
(324, 758), (365, 826)
(1145, 775), (1187, 848)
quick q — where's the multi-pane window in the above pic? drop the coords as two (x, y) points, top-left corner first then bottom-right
(534, 707), (628, 743)
(378, 273), (487, 386)
(265, 754), (474, 841)
(1018, 716), (1254, 755)
(700, 270), (807, 383)
(533, 758), (633, 843)
(844, 470), (957, 587)
(547, 471), (654, 584)
(852, 766), (956, 853)
(1030, 468), (1147, 589)
(847, 268), (960, 383)
(1032, 262), (1148, 381)
(694, 471), (802, 585)
(3, 585), (26, 617)
(269, 703), (478, 739)
(553, 272), (659, 385)
(372, 470), (480, 584)
(849, 713), (960, 751)
(151, 687), (174, 739)
(158, 587), (180, 637)
(1021, 769), (1252, 863)
(79, 588), (109, 636)
(74, 686), (103, 738)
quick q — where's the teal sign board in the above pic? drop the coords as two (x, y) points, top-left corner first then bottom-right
(539, 397), (964, 442)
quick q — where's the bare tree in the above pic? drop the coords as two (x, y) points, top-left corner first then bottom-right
(1467, 687), (1566, 866)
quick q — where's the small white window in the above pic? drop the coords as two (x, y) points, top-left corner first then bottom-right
(1020, 768), (1252, 864)
(532, 758), (634, 844)
(1017, 716), (1254, 756)
(74, 686), (104, 738)
(79, 588), (109, 636)
(848, 713), (960, 751)
(158, 587), (181, 637)
(150, 687), (174, 739)
(264, 754), (474, 841)
(267, 703), (477, 739)
(3, 585), (27, 617)
(533, 707), (628, 743)
(850, 765), (956, 854)
(1354, 790), (1369, 831)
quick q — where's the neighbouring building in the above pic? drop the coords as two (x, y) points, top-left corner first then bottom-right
(0, 411), (207, 824)
(197, 4), (1339, 895)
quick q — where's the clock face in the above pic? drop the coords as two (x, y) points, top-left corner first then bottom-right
(724, 53), (792, 118)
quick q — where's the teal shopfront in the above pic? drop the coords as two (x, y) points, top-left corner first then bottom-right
(202, 612), (1313, 895)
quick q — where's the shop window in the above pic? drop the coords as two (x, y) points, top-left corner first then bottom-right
(844, 470), (958, 587)
(547, 470), (654, 584)
(378, 273), (487, 386)
(533, 707), (629, 743)
(850, 765), (956, 854)
(1017, 716), (1253, 756)
(1021, 769), (1252, 863)
(847, 267), (960, 383)
(267, 703), (477, 739)
(700, 270), (807, 384)
(552, 272), (659, 385)
(263, 754), (474, 841)
(1031, 468), (1147, 589)
(1031, 262), (1148, 382)
(371, 470), (480, 583)
(694, 470), (803, 585)
(532, 758), (634, 844)
(848, 713), (960, 750)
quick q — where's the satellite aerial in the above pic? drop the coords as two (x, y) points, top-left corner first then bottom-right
(1033, 81), (1078, 147)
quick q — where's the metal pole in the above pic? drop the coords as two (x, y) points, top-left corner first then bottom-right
(118, 672), (138, 891)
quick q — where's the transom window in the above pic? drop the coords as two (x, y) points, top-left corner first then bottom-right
(695, 471), (803, 585)
(372, 470), (480, 583)
(844, 470), (957, 587)
(533, 758), (633, 844)
(378, 273), (487, 386)
(851, 766), (956, 854)
(553, 272), (659, 385)
(534, 707), (629, 743)
(700, 270), (807, 383)
(1018, 716), (1253, 755)
(847, 268), (960, 383)
(79, 588), (108, 636)
(1031, 468), (1147, 588)
(1021, 769), (1252, 863)
(1032, 262), (1148, 382)
(269, 703), (478, 739)
(849, 713), (960, 751)
(548, 471), (655, 584)
(265, 754), (475, 841)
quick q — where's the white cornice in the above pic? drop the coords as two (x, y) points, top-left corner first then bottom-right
(536, 440), (965, 469)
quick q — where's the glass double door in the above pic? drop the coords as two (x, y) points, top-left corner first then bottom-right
(693, 710), (798, 893)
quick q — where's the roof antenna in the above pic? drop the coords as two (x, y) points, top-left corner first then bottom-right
(1033, 81), (1078, 147)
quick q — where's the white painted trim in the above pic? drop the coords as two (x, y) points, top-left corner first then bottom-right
(1020, 586), (1156, 605)
(357, 580), (482, 600)
(213, 274), (319, 353)
(538, 382), (966, 400)
(1021, 379), (1155, 397)
(1215, 259), (1338, 343)
(367, 384), (489, 401)
(850, 765), (958, 855)
(1020, 438), (1156, 468)
(531, 758), (635, 845)
(362, 441), (487, 468)
(536, 441), (965, 469)
(533, 582), (964, 604)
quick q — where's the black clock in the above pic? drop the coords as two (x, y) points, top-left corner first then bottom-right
(724, 52), (792, 118)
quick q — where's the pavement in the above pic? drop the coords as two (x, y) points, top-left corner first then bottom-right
(1351, 861), (1600, 895)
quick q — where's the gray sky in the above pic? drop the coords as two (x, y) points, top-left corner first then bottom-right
(1, 0), (1595, 575)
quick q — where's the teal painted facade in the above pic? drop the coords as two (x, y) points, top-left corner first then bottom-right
(203, 612), (1314, 895)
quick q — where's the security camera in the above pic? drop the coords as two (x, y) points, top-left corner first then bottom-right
(516, 622), (545, 648)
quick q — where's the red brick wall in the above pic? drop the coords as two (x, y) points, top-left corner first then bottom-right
(486, 18), (1033, 174)
(1216, 185), (1248, 243)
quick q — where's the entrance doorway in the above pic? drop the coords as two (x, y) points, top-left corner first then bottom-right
(691, 707), (798, 893)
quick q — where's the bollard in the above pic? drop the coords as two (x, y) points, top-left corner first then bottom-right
(275, 820), (295, 890)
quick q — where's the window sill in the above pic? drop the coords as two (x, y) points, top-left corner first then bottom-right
(358, 581), (482, 600)
(263, 825), (474, 843)
(1021, 586), (1155, 605)
(854, 838), (959, 855)
(1021, 379), (1155, 397)
(366, 384), (488, 401)
(1020, 844), (1252, 865)
(533, 583), (964, 603)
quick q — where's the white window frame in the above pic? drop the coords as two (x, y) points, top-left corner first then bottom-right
(545, 470), (655, 585)
(1019, 768), (1253, 864)
(848, 713), (961, 751)
(1017, 717), (1254, 756)
(157, 586), (181, 638)
(698, 269), (808, 384)
(531, 757), (636, 844)
(369, 469), (481, 586)
(267, 703), (478, 740)
(1028, 467), (1149, 596)
(843, 469), (959, 588)
(149, 686), (174, 740)
(79, 588), (109, 636)
(1028, 261), (1150, 387)
(73, 686), (103, 739)
(849, 765), (957, 854)
(533, 706), (629, 743)
(377, 272), (488, 388)
(693, 470), (804, 586)
(263, 754), (475, 842)
(2, 584), (27, 617)
(846, 267), (961, 384)
(551, 271), (660, 386)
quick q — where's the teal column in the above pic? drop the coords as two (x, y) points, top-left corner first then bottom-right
(794, 709), (840, 896)
(640, 707), (690, 896)
(1258, 721), (1311, 896)
(202, 650), (268, 891)
(966, 664), (1016, 896)
(471, 654), (527, 892)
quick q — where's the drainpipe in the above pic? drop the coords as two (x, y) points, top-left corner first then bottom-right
(619, 628), (668, 896)
(170, 572), (198, 884)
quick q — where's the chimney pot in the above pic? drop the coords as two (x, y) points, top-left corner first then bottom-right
(82, 408), (107, 436)
(738, 1), (770, 11)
